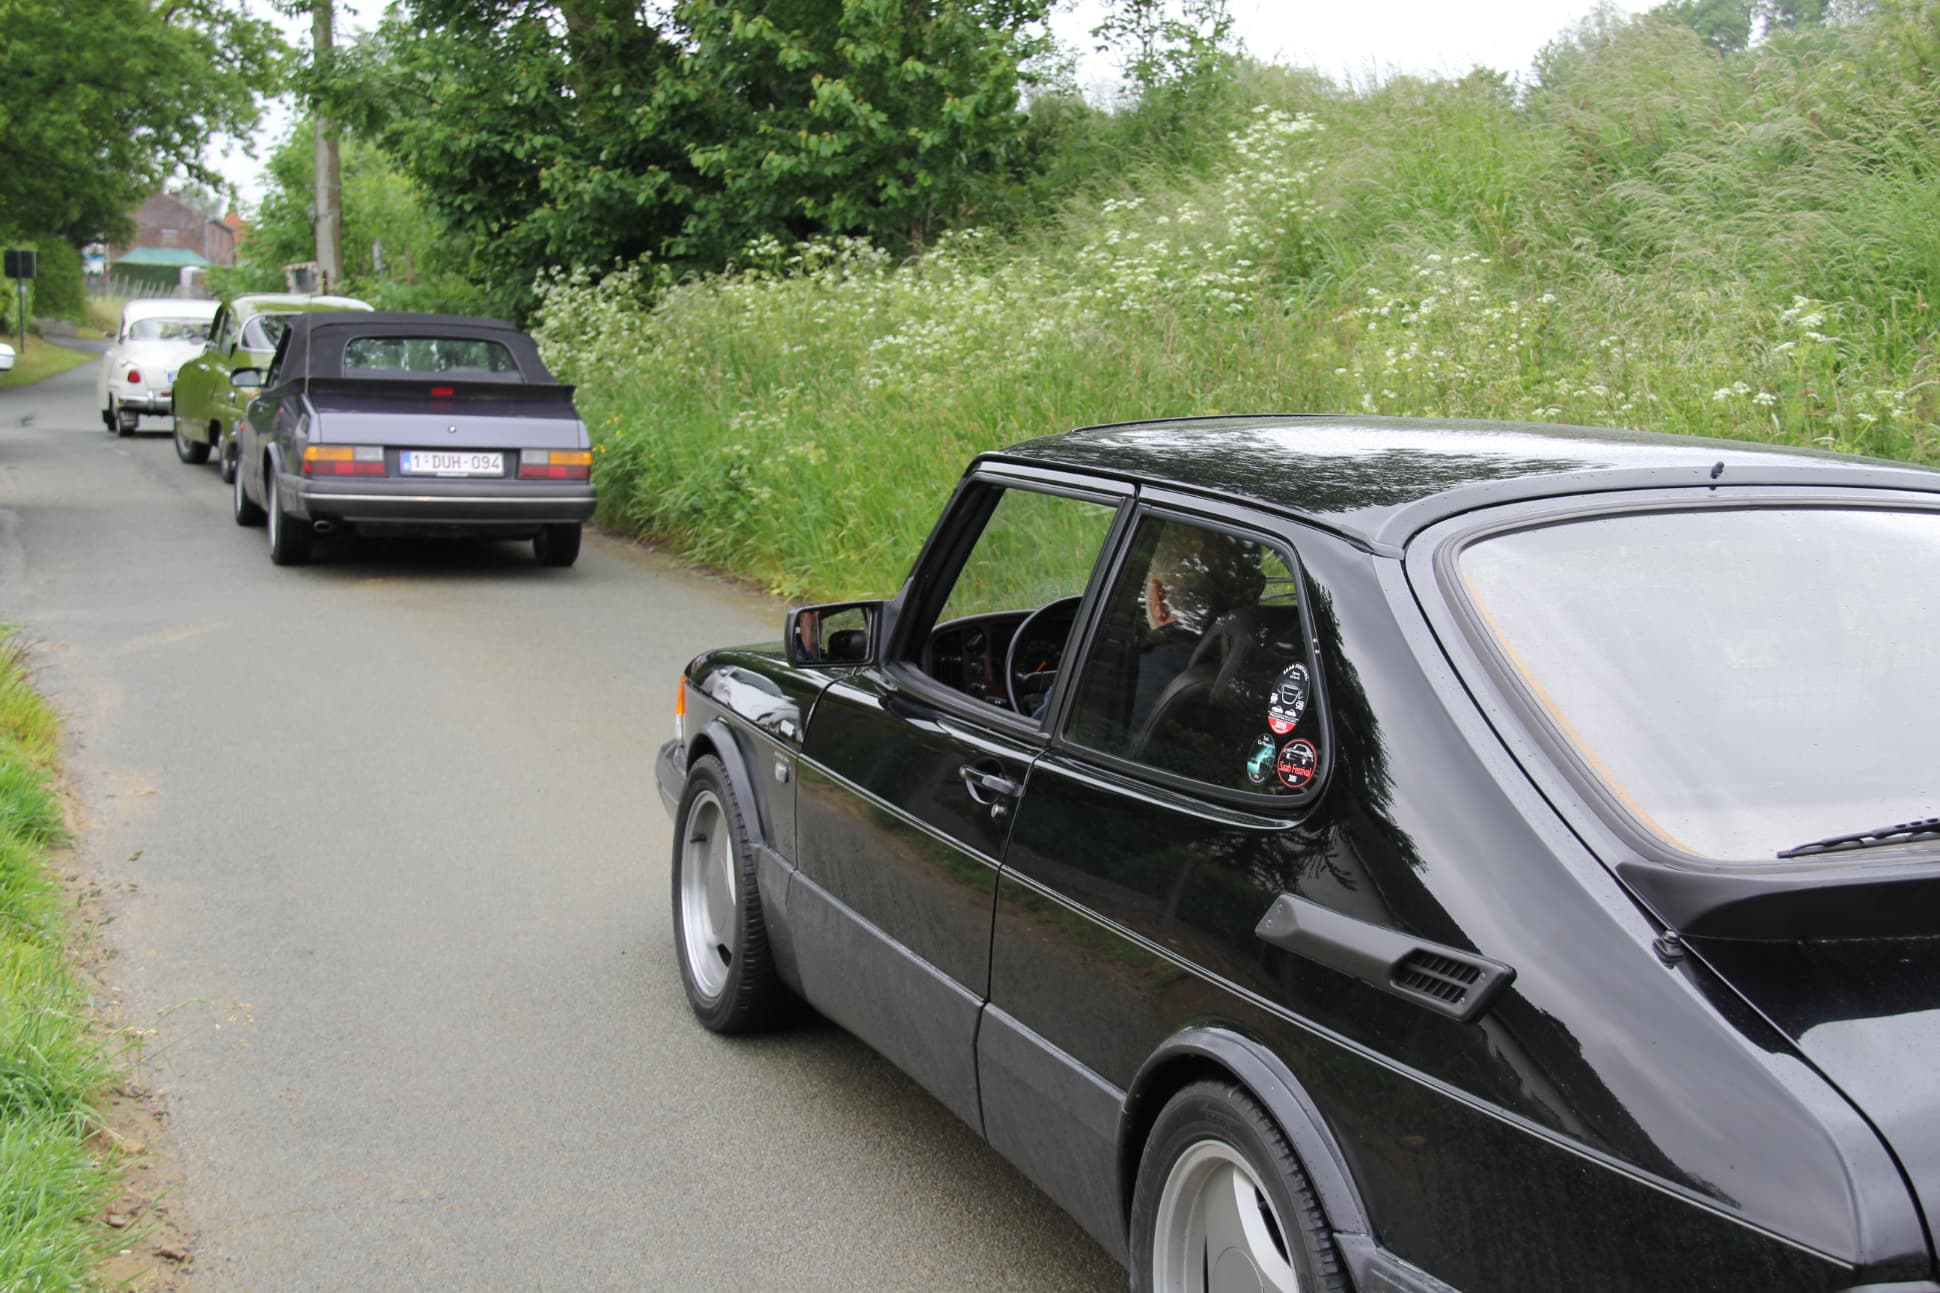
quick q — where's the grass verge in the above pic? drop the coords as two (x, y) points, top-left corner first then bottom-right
(0, 630), (121, 1289)
(533, 8), (1940, 604)
(1, 341), (93, 389)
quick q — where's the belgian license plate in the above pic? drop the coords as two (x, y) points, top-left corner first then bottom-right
(401, 450), (503, 477)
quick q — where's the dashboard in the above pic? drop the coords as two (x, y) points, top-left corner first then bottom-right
(923, 596), (1083, 712)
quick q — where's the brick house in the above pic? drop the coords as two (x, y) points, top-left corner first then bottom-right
(112, 192), (237, 268)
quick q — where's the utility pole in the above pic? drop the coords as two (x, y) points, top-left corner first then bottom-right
(312, 0), (344, 295)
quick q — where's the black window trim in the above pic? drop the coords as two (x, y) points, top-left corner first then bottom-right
(1049, 496), (1335, 811)
(880, 465), (1135, 739)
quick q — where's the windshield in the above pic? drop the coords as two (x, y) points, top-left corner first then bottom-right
(127, 317), (210, 342)
(1457, 506), (1940, 862)
(240, 314), (291, 352)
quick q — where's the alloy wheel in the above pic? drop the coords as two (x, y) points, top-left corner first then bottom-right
(678, 788), (736, 1000)
(1150, 1139), (1299, 1293)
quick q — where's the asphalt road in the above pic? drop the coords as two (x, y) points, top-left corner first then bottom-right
(0, 355), (1122, 1291)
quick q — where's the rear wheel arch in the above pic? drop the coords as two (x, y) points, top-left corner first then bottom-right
(1119, 1027), (1370, 1249)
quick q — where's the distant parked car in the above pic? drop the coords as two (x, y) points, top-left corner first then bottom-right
(170, 292), (370, 472)
(0, 341), (13, 373)
(97, 298), (219, 435)
(659, 414), (1940, 1293)
(231, 311), (596, 567)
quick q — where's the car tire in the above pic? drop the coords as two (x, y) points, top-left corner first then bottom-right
(672, 755), (786, 1034)
(173, 420), (210, 464)
(101, 405), (114, 432)
(1130, 1081), (1347, 1293)
(232, 457), (265, 527)
(266, 473), (311, 564)
(533, 522), (582, 568)
(218, 434), (238, 485)
(115, 402), (138, 436)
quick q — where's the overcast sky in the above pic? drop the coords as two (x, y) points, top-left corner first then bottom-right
(1053, 0), (1648, 87)
(217, 0), (1648, 206)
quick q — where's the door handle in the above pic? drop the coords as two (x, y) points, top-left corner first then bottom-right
(958, 763), (1023, 802)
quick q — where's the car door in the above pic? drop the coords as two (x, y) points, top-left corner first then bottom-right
(976, 500), (1348, 1250)
(213, 309), (267, 433)
(177, 306), (231, 431)
(790, 468), (1129, 1129)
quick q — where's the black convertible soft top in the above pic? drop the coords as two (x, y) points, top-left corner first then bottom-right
(268, 311), (557, 384)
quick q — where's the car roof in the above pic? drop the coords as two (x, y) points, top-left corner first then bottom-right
(991, 414), (1940, 552)
(228, 294), (372, 317)
(121, 297), (218, 323)
(271, 311), (551, 382)
(300, 311), (522, 334)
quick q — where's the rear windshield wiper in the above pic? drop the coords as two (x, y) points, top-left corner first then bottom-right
(1778, 817), (1940, 859)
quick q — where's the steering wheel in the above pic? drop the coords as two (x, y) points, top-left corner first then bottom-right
(1005, 595), (1084, 715)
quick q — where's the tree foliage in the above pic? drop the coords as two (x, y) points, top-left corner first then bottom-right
(0, 0), (286, 242)
(222, 120), (485, 311)
(1651, 0), (1836, 51)
(315, 0), (1057, 315)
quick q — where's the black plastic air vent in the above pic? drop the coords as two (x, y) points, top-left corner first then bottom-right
(1393, 950), (1485, 1008)
(1255, 893), (1516, 1024)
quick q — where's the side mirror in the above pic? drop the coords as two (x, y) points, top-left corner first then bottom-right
(787, 600), (882, 667)
(231, 367), (265, 389)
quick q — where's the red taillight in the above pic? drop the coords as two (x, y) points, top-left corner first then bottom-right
(430, 386), (455, 398)
(302, 445), (386, 476)
(518, 449), (592, 480)
(125, 368), (141, 384)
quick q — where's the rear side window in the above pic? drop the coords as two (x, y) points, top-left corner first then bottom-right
(1066, 515), (1323, 798)
(343, 336), (520, 376)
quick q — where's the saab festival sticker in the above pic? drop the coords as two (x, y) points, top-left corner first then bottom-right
(1266, 663), (1310, 736)
(1246, 734), (1277, 784)
(1275, 738), (1319, 791)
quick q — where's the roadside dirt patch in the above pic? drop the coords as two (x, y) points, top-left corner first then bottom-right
(90, 1079), (195, 1291)
(61, 850), (199, 1291)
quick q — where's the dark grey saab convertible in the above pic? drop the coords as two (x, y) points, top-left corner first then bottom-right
(230, 312), (596, 566)
(655, 415), (1940, 1293)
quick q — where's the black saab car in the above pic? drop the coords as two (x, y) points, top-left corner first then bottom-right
(230, 312), (596, 566)
(654, 416), (1940, 1293)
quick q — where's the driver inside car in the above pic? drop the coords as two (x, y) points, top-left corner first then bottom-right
(1127, 524), (1266, 735)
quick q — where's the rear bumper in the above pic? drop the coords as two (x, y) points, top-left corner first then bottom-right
(284, 473), (597, 531)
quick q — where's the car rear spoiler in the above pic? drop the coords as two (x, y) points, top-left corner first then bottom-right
(1619, 855), (1940, 940)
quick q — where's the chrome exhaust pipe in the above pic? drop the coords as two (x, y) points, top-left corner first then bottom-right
(312, 520), (337, 535)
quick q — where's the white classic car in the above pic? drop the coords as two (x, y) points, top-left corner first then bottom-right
(98, 298), (219, 435)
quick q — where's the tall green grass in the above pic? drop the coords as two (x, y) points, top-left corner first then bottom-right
(534, 6), (1940, 602)
(0, 634), (118, 1290)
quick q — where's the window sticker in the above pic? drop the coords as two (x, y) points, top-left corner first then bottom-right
(1266, 663), (1310, 736)
(1276, 739), (1319, 791)
(1247, 733), (1277, 785)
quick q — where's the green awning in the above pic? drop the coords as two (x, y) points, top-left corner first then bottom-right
(112, 247), (212, 268)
